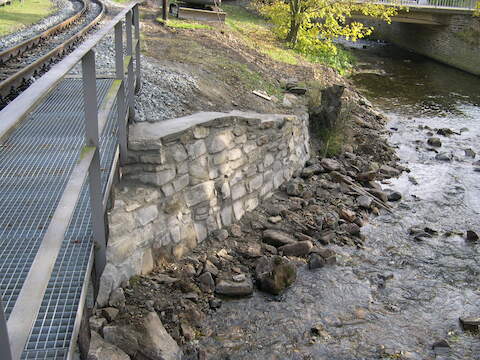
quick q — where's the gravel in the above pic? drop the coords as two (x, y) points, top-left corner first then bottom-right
(69, 28), (198, 122)
(0, 0), (81, 51)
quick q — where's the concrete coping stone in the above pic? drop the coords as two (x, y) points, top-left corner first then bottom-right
(129, 111), (293, 146)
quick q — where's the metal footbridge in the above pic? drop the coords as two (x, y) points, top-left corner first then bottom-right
(0, 3), (141, 359)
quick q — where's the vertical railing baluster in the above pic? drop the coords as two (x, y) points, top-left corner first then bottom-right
(0, 298), (12, 360)
(81, 50), (107, 297)
(133, 4), (141, 92)
(125, 11), (135, 122)
(114, 22), (127, 165)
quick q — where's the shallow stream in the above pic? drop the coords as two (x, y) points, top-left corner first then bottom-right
(198, 42), (480, 360)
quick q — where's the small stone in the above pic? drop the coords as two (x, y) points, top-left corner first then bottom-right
(262, 244), (278, 254)
(278, 241), (313, 257)
(268, 216), (282, 224)
(339, 223), (361, 236)
(459, 316), (480, 331)
(357, 195), (373, 209)
(198, 272), (215, 292)
(203, 260), (219, 276)
(465, 148), (476, 158)
(301, 164), (324, 178)
(308, 254), (325, 270)
(320, 158), (341, 172)
(89, 316), (107, 333)
(102, 307), (119, 322)
(230, 224), (242, 237)
(387, 191), (402, 202)
(255, 256), (297, 295)
(357, 171), (377, 182)
(432, 339), (450, 351)
(262, 229), (296, 247)
(209, 298), (222, 310)
(286, 182), (302, 196)
(436, 128), (457, 136)
(466, 230), (479, 242)
(338, 208), (356, 222)
(319, 230), (335, 245)
(435, 152), (452, 161)
(232, 274), (246, 282)
(109, 288), (126, 310)
(88, 331), (130, 360)
(237, 243), (262, 258)
(153, 274), (179, 284)
(184, 264), (196, 276)
(215, 278), (253, 297)
(214, 229), (229, 241)
(427, 137), (442, 147)
(180, 322), (195, 341)
(379, 165), (401, 177)
(368, 189), (388, 203)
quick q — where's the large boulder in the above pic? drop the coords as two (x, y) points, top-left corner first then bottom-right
(103, 312), (182, 360)
(88, 331), (131, 360)
(255, 256), (297, 295)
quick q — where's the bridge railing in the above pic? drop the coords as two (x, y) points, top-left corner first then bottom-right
(360, 0), (477, 10)
(0, 2), (141, 359)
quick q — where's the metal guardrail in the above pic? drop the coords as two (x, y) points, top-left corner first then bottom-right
(0, 2), (141, 358)
(366, 0), (478, 10)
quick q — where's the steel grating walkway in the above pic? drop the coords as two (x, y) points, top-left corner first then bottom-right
(0, 78), (118, 359)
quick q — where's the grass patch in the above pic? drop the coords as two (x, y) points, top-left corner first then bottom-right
(0, 0), (54, 36)
(222, 4), (300, 65)
(222, 4), (354, 72)
(164, 18), (213, 30)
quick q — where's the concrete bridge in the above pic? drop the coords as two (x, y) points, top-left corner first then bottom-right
(354, 0), (480, 75)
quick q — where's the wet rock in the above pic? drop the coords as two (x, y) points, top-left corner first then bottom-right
(464, 148), (476, 158)
(198, 272), (215, 293)
(466, 230), (479, 242)
(427, 137), (442, 147)
(109, 287), (126, 310)
(367, 189), (388, 203)
(88, 331), (130, 360)
(311, 247), (337, 265)
(379, 165), (401, 177)
(255, 256), (297, 295)
(338, 208), (356, 222)
(459, 316), (480, 331)
(209, 298), (222, 310)
(278, 240), (313, 257)
(435, 152), (452, 161)
(308, 254), (325, 270)
(301, 164), (324, 178)
(268, 215), (282, 224)
(357, 195), (373, 209)
(387, 191), (402, 202)
(102, 307), (119, 322)
(262, 229), (296, 247)
(432, 339), (451, 356)
(215, 278), (253, 297)
(320, 158), (341, 172)
(436, 128), (458, 136)
(339, 223), (361, 236)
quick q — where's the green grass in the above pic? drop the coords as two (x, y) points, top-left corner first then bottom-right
(0, 0), (54, 36)
(163, 18), (213, 30)
(222, 4), (300, 65)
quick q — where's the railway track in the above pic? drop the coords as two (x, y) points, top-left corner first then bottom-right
(0, 0), (105, 106)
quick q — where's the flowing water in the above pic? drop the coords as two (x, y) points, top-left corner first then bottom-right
(198, 42), (480, 360)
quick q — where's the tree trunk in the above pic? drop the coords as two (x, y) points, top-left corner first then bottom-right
(286, 0), (301, 44)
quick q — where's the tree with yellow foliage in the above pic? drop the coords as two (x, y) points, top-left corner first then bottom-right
(256, 0), (399, 56)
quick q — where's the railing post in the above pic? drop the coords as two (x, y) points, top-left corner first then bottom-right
(0, 298), (12, 360)
(125, 10), (135, 122)
(114, 22), (128, 166)
(133, 4), (141, 93)
(81, 50), (107, 298)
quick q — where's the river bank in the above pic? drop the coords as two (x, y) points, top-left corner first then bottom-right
(87, 5), (480, 360)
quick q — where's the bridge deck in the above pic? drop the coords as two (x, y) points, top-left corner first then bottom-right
(0, 78), (118, 359)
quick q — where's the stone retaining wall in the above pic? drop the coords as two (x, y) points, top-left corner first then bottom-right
(97, 111), (310, 305)
(366, 14), (480, 75)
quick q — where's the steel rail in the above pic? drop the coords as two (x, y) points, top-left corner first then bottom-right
(0, 0), (88, 63)
(0, 0), (106, 98)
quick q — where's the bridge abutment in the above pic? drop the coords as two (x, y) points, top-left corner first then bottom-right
(365, 14), (480, 75)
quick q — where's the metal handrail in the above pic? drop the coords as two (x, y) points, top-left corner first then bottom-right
(358, 0), (478, 10)
(0, 2), (141, 359)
